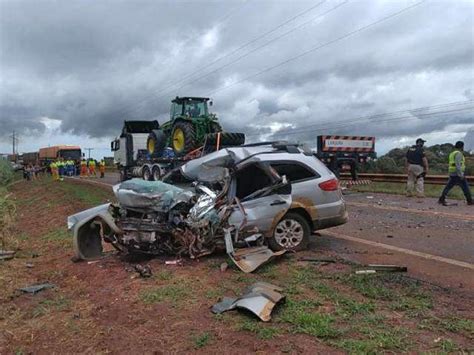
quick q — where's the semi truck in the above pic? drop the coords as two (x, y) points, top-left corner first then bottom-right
(315, 135), (376, 180)
(38, 145), (82, 168)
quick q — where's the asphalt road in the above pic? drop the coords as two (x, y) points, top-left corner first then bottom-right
(75, 173), (474, 294)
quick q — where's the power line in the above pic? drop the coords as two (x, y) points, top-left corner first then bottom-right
(245, 105), (474, 142)
(112, 0), (345, 119)
(245, 100), (474, 139)
(90, 1), (248, 121)
(207, 0), (428, 97)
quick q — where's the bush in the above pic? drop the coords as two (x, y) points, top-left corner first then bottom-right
(0, 160), (14, 186)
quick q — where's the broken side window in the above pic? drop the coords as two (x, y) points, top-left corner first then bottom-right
(234, 163), (274, 200)
(270, 162), (319, 183)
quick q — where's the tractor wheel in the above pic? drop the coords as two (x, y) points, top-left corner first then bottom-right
(171, 121), (196, 155)
(147, 129), (167, 156)
(205, 132), (245, 147)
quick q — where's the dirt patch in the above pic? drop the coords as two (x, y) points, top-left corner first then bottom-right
(1, 179), (473, 353)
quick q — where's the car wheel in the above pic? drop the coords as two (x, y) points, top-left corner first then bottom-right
(268, 212), (310, 251)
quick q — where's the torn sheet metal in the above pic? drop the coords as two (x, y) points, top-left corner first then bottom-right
(19, 283), (55, 294)
(225, 228), (285, 273)
(113, 179), (194, 212)
(211, 282), (285, 322)
(67, 203), (110, 230)
(180, 149), (236, 182)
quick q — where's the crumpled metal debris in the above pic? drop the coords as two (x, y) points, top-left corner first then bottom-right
(134, 264), (152, 278)
(19, 283), (55, 294)
(114, 179), (194, 212)
(211, 282), (285, 321)
(355, 264), (407, 274)
(224, 228), (285, 273)
(68, 147), (293, 272)
(0, 250), (15, 261)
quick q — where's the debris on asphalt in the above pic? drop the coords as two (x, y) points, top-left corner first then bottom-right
(386, 235), (394, 238)
(211, 282), (285, 322)
(134, 264), (152, 278)
(19, 283), (55, 294)
(0, 250), (16, 261)
(356, 264), (408, 274)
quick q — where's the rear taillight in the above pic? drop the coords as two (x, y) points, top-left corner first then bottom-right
(319, 178), (339, 191)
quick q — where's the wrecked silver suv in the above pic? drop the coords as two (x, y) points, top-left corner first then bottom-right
(68, 142), (347, 272)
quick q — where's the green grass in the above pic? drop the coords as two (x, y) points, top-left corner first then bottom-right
(140, 283), (191, 306)
(352, 181), (465, 200)
(237, 319), (280, 339)
(192, 332), (212, 349)
(41, 228), (71, 248)
(31, 295), (71, 318)
(58, 181), (112, 206)
(335, 326), (410, 354)
(437, 338), (458, 352)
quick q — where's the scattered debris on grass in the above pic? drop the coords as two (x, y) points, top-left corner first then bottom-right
(212, 282), (285, 322)
(0, 249), (16, 260)
(19, 283), (56, 294)
(134, 264), (152, 278)
(356, 265), (408, 274)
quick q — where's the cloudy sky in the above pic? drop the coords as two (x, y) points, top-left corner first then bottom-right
(0, 0), (473, 159)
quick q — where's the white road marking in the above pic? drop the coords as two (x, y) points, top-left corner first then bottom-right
(324, 230), (474, 270)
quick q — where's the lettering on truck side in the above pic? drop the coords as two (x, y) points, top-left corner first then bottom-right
(324, 139), (373, 149)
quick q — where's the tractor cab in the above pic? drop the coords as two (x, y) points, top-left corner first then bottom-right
(171, 97), (211, 120)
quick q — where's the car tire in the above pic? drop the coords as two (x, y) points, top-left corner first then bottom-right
(268, 212), (310, 251)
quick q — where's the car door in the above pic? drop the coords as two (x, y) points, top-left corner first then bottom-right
(227, 162), (292, 235)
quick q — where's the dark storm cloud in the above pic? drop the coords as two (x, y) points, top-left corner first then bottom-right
(0, 0), (473, 149)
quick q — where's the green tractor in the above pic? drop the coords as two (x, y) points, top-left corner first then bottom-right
(147, 96), (244, 156)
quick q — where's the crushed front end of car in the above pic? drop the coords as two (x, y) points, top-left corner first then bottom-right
(67, 148), (292, 272)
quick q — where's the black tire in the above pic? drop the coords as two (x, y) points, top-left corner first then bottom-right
(171, 121), (196, 155)
(142, 166), (151, 181)
(268, 212), (310, 252)
(151, 165), (161, 181)
(205, 132), (245, 146)
(147, 129), (167, 156)
(210, 121), (223, 133)
(119, 168), (128, 182)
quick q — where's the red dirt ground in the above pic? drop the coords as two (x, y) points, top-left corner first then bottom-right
(0, 179), (473, 353)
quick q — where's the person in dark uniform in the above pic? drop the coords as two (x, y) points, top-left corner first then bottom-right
(405, 138), (429, 197)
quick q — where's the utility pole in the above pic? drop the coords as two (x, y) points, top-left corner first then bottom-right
(84, 148), (94, 160)
(9, 131), (19, 161)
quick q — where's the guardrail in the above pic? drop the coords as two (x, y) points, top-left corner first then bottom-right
(340, 173), (474, 185)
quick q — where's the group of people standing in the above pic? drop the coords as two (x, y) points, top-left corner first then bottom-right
(405, 139), (472, 205)
(80, 159), (106, 178)
(50, 159), (77, 181)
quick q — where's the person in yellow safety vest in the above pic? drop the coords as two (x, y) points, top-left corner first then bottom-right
(99, 159), (106, 178)
(438, 141), (472, 206)
(50, 161), (57, 181)
(80, 159), (88, 178)
(89, 159), (97, 177)
(52, 161), (60, 181)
